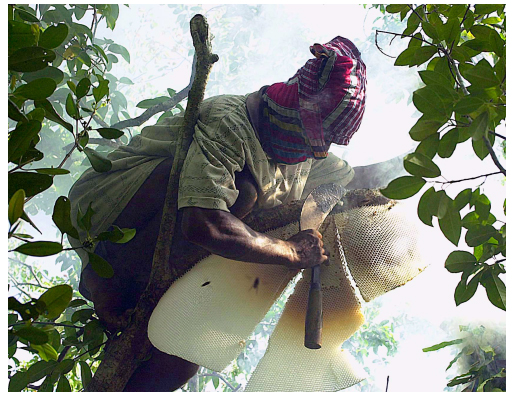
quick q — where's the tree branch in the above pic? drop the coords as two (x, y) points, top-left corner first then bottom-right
(109, 54), (197, 131)
(433, 171), (503, 185)
(482, 135), (506, 176)
(84, 15), (218, 392)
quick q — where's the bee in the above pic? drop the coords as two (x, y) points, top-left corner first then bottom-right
(249, 277), (260, 294)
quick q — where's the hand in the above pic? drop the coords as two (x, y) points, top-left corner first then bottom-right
(286, 229), (328, 269)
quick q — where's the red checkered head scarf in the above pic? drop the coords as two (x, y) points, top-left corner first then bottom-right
(261, 36), (367, 164)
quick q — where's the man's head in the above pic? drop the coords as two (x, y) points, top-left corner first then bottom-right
(260, 36), (367, 164)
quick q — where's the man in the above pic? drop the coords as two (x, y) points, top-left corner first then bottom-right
(68, 36), (366, 391)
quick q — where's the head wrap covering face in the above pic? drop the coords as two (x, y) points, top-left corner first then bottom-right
(260, 36), (367, 164)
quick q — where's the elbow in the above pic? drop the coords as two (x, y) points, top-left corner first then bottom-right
(181, 207), (215, 245)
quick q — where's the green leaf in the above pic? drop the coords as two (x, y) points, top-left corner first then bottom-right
(472, 136), (490, 160)
(84, 147), (113, 172)
(8, 98), (28, 122)
(385, 4), (409, 13)
(438, 128), (459, 158)
(8, 371), (30, 392)
(22, 66), (63, 85)
(38, 285), (73, 319)
(412, 85), (453, 120)
(9, 46), (56, 72)
(403, 7), (423, 36)
(93, 80), (110, 103)
(438, 205), (461, 246)
(423, 338), (463, 352)
(380, 176), (426, 200)
(71, 308), (95, 324)
(76, 77), (92, 99)
(8, 20), (37, 54)
(432, 190), (451, 219)
(9, 189), (26, 226)
(468, 112), (490, 142)
(413, 45), (438, 66)
(404, 152), (441, 178)
(461, 59), (500, 88)
(88, 252), (115, 278)
(35, 168), (70, 175)
(52, 196), (79, 239)
(14, 78), (57, 100)
(442, 17), (461, 44)
(108, 43), (130, 63)
(136, 96), (170, 109)
(25, 360), (59, 384)
(409, 116), (444, 141)
(9, 171), (53, 200)
(39, 23), (68, 49)
(34, 99), (74, 132)
(116, 228), (136, 244)
(33, 342), (59, 361)
(454, 96), (485, 115)
(65, 93), (79, 119)
(421, 21), (440, 42)
(445, 251), (477, 273)
(8, 120), (42, 163)
(418, 70), (452, 87)
(455, 270), (481, 306)
(97, 128), (124, 139)
(474, 194), (491, 220)
(95, 225), (125, 243)
(481, 272), (506, 310)
(418, 187), (436, 226)
(78, 361), (92, 389)
(394, 47), (417, 67)
(454, 188), (472, 211)
(14, 241), (63, 257)
(119, 76), (134, 85)
(15, 326), (49, 345)
(415, 133), (439, 159)
(56, 375), (71, 392)
(465, 224), (498, 247)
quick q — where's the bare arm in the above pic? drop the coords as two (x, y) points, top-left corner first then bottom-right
(181, 207), (327, 269)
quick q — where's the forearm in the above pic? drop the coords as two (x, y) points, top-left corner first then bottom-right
(181, 207), (326, 269)
(182, 207), (296, 266)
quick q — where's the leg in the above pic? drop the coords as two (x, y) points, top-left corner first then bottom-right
(123, 346), (199, 392)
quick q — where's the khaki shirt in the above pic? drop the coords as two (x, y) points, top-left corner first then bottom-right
(68, 94), (354, 269)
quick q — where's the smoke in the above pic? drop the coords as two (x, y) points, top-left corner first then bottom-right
(10, 4), (504, 392)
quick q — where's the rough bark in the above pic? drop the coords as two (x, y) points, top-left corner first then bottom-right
(85, 15), (218, 392)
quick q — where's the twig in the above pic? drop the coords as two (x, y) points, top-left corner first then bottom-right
(482, 135), (506, 176)
(386, 375), (390, 392)
(489, 131), (506, 140)
(12, 321), (83, 329)
(109, 54), (196, 131)
(433, 171), (503, 185)
(62, 138), (120, 152)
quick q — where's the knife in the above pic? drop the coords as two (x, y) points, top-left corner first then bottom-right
(300, 183), (346, 349)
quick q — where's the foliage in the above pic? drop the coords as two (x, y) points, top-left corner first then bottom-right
(423, 324), (506, 392)
(7, 4), (137, 391)
(376, 4), (506, 311)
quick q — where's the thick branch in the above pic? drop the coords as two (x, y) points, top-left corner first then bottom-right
(84, 15), (218, 392)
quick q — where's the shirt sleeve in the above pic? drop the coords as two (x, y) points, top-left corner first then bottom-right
(301, 153), (354, 200)
(177, 97), (252, 213)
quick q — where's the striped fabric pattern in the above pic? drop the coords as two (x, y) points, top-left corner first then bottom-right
(260, 36), (367, 164)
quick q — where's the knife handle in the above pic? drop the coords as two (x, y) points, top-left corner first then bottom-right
(304, 265), (322, 349)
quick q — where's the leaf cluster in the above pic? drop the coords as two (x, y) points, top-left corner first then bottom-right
(422, 324), (505, 391)
(379, 4), (506, 311)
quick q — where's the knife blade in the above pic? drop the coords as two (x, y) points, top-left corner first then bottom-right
(300, 183), (346, 349)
